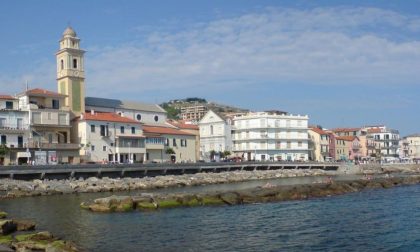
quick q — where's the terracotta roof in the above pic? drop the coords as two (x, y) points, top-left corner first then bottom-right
(80, 112), (141, 124)
(336, 136), (358, 141)
(142, 125), (194, 136)
(0, 95), (16, 100)
(167, 120), (199, 130)
(367, 128), (382, 134)
(24, 88), (66, 97)
(309, 127), (328, 135)
(332, 127), (361, 133)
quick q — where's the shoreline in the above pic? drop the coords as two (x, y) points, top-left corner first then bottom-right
(0, 164), (419, 200)
(81, 175), (420, 213)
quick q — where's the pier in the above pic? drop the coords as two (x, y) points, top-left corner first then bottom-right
(0, 162), (340, 180)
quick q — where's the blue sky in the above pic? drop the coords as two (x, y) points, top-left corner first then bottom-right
(1, 0), (420, 135)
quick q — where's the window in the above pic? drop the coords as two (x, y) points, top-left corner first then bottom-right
(181, 139), (187, 147)
(0, 118), (5, 128)
(210, 125), (214, 135)
(110, 142), (114, 147)
(165, 138), (169, 146)
(47, 113), (52, 120)
(91, 145), (95, 151)
(73, 59), (77, 69)
(131, 127), (135, 134)
(5, 101), (13, 109)
(154, 115), (159, 122)
(52, 99), (59, 109)
(287, 141), (291, 148)
(48, 134), (53, 143)
(173, 139), (177, 147)
(120, 126), (125, 134)
(1, 135), (6, 145)
(136, 114), (141, 121)
(100, 125), (108, 136)
(298, 141), (302, 147)
(60, 59), (64, 70)
(103, 146), (107, 151)
(91, 125), (95, 133)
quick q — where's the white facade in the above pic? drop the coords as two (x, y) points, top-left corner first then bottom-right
(232, 112), (309, 161)
(199, 110), (232, 160)
(402, 134), (420, 160)
(78, 117), (146, 163)
(0, 98), (30, 165)
(366, 126), (400, 158)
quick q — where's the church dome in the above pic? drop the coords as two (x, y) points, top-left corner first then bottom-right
(62, 26), (77, 37)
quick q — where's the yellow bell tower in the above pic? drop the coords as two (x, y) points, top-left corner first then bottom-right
(56, 26), (86, 117)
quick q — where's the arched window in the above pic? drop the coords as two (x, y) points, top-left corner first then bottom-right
(154, 115), (159, 122)
(136, 114), (141, 121)
(210, 125), (214, 135)
(60, 60), (64, 70)
(73, 59), (77, 69)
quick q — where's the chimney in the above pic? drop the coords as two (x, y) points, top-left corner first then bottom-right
(91, 110), (95, 115)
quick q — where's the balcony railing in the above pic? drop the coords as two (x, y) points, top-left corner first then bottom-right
(27, 142), (79, 150)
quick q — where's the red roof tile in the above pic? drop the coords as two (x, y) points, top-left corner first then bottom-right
(336, 136), (358, 141)
(80, 112), (141, 124)
(367, 128), (382, 133)
(309, 127), (328, 135)
(167, 120), (199, 130)
(142, 125), (194, 136)
(0, 95), (16, 100)
(25, 88), (66, 97)
(332, 127), (361, 133)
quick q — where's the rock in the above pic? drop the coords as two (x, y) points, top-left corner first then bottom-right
(198, 195), (225, 206)
(157, 197), (182, 208)
(87, 195), (134, 212)
(0, 220), (16, 236)
(219, 192), (241, 205)
(12, 220), (36, 231)
(0, 244), (13, 252)
(0, 212), (7, 220)
(45, 240), (79, 252)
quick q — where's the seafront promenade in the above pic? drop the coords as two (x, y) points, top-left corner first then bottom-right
(0, 162), (340, 180)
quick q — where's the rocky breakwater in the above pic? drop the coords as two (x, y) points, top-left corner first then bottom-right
(0, 211), (79, 252)
(0, 169), (327, 199)
(81, 176), (420, 213)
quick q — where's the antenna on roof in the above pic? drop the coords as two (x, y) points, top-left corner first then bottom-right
(25, 80), (29, 91)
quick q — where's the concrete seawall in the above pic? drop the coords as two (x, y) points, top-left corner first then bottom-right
(0, 162), (340, 180)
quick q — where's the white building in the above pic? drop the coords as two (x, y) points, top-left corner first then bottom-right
(401, 134), (420, 161)
(199, 110), (233, 160)
(0, 95), (30, 165)
(76, 111), (146, 163)
(365, 126), (400, 159)
(232, 111), (309, 161)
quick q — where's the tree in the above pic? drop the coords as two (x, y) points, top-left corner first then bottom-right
(209, 150), (217, 160)
(0, 145), (9, 157)
(223, 150), (231, 157)
(165, 148), (175, 155)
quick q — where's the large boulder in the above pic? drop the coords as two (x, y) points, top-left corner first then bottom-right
(12, 219), (36, 231)
(0, 212), (7, 219)
(86, 195), (135, 212)
(0, 220), (16, 236)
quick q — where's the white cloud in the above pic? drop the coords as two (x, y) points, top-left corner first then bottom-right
(2, 7), (420, 99)
(84, 7), (420, 98)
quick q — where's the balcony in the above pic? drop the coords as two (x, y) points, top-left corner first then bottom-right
(27, 141), (79, 150)
(0, 125), (28, 134)
(31, 110), (70, 127)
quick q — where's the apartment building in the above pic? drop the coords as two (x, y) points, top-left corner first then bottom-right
(308, 127), (330, 162)
(232, 111), (309, 161)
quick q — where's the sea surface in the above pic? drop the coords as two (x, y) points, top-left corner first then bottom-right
(2, 176), (420, 251)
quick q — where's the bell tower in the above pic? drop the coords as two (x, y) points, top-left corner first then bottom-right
(56, 26), (85, 117)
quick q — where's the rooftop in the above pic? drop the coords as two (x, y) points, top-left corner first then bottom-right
(332, 127), (361, 133)
(79, 112), (141, 124)
(85, 97), (165, 113)
(336, 136), (359, 141)
(0, 95), (17, 100)
(142, 125), (194, 136)
(19, 88), (66, 98)
(309, 127), (328, 135)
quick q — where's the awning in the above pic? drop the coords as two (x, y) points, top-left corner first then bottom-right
(17, 152), (31, 158)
